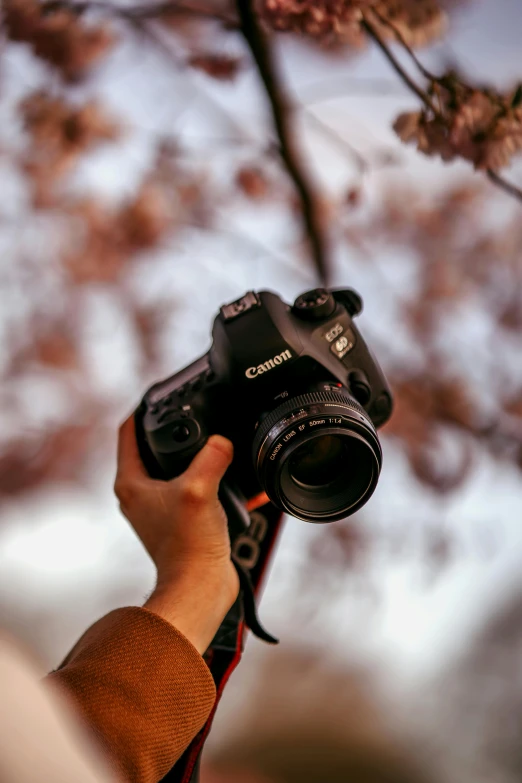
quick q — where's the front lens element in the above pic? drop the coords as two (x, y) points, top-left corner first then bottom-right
(281, 432), (376, 519)
(253, 387), (381, 523)
(289, 434), (348, 489)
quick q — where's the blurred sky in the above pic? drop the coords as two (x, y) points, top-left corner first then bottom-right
(1, 0), (522, 730)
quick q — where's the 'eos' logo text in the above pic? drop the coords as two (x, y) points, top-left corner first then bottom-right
(245, 349), (292, 379)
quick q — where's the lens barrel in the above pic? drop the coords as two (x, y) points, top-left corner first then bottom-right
(252, 387), (381, 522)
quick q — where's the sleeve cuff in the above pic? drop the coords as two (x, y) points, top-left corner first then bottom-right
(47, 606), (217, 783)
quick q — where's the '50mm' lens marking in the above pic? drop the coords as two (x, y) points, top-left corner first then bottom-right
(269, 411), (351, 461)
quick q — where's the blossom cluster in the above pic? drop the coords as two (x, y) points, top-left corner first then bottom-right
(260, 0), (445, 48)
(395, 83), (522, 170)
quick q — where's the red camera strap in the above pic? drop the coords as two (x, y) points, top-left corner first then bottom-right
(160, 495), (285, 783)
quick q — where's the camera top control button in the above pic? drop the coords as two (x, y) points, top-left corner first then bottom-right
(221, 291), (261, 322)
(292, 288), (336, 321)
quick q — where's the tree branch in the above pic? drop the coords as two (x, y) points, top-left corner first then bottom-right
(299, 106), (368, 173)
(65, 0), (333, 276)
(127, 17), (252, 141)
(367, 6), (436, 84)
(368, 8), (492, 105)
(300, 77), (407, 105)
(361, 17), (437, 115)
(486, 169), (522, 202)
(235, 0), (331, 283)
(362, 15), (522, 206)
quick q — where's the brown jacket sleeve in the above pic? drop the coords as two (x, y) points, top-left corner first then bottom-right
(46, 607), (217, 783)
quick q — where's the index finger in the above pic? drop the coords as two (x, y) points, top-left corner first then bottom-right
(116, 413), (148, 481)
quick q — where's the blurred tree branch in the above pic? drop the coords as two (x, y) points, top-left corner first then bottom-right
(45, 0), (238, 27)
(486, 169), (522, 201)
(235, 0), (331, 283)
(299, 105), (368, 172)
(362, 11), (522, 204)
(4, 0), (522, 504)
(360, 17), (438, 112)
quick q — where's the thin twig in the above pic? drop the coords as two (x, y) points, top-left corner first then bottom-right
(300, 77), (407, 104)
(368, 6), (436, 84)
(486, 169), (522, 202)
(361, 16), (437, 115)
(369, 9), (488, 106)
(130, 17), (252, 141)
(362, 15), (522, 205)
(300, 106), (401, 172)
(299, 106), (367, 173)
(235, 0), (331, 283)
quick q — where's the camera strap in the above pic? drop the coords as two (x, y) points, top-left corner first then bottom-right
(160, 489), (285, 783)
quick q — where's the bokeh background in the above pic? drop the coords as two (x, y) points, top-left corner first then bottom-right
(2, 0), (522, 781)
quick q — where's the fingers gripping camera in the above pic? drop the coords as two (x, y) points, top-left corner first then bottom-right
(135, 288), (393, 523)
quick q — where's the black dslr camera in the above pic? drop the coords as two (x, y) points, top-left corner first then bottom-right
(135, 288), (392, 523)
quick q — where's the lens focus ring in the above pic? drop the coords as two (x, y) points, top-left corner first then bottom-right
(253, 390), (371, 459)
(252, 387), (381, 523)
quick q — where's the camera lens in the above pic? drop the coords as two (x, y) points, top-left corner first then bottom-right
(289, 435), (347, 489)
(252, 386), (381, 522)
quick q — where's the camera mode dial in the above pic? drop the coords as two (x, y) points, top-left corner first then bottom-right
(292, 288), (336, 321)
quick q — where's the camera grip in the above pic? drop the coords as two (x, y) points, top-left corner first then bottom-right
(134, 401), (210, 480)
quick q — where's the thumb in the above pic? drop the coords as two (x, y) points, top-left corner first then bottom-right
(182, 435), (234, 497)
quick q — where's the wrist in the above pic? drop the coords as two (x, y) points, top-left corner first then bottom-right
(155, 559), (239, 607)
(145, 562), (239, 654)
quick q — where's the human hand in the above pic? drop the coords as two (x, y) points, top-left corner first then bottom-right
(114, 415), (240, 652)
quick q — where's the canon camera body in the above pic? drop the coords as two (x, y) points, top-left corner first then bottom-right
(135, 288), (393, 522)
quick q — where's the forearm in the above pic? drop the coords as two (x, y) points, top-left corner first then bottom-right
(46, 606), (218, 783)
(46, 565), (238, 782)
(145, 564), (238, 654)
(50, 419), (240, 780)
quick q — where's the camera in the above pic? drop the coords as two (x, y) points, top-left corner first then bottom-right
(135, 288), (392, 523)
